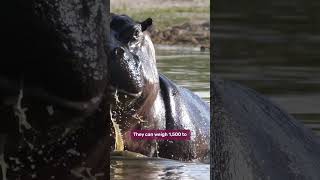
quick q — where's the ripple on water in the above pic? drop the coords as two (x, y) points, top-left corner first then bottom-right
(110, 158), (210, 180)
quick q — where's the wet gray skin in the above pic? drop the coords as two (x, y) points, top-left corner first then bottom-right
(211, 78), (320, 180)
(108, 14), (210, 162)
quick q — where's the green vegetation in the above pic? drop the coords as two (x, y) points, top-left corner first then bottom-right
(111, 6), (209, 30)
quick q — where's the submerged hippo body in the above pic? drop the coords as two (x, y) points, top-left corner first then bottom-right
(108, 14), (210, 161)
(212, 78), (320, 180)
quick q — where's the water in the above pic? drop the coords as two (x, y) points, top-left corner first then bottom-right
(110, 47), (210, 180)
(213, 3), (320, 136)
(156, 45), (210, 103)
(111, 157), (209, 180)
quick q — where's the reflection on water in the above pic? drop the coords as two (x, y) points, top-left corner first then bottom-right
(156, 46), (210, 103)
(111, 157), (209, 180)
(213, 6), (320, 136)
(110, 47), (210, 180)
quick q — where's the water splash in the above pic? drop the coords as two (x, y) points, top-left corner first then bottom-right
(0, 135), (7, 180)
(110, 104), (124, 151)
(114, 89), (120, 104)
(109, 87), (150, 155)
(14, 88), (32, 133)
(149, 140), (160, 158)
(155, 141), (159, 158)
(46, 105), (54, 116)
(13, 88), (35, 150)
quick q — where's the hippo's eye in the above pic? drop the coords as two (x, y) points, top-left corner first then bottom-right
(118, 25), (142, 44)
(131, 25), (142, 41)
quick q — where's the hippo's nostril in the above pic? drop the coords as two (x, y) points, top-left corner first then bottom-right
(114, 47), (125, 57)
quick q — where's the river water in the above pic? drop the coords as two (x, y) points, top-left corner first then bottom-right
(156, 46), (210, 103)
(110, 47), (210, 180)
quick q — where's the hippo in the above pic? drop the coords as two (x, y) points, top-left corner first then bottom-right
(211, 78), (320, 180)
(107, 14), (210, 162)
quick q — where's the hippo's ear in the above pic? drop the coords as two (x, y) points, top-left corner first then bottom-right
(141, 18), (153, 32)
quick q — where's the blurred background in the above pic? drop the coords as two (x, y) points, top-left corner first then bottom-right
(213, 0), (320, 136)
(111, 0), (210, 47)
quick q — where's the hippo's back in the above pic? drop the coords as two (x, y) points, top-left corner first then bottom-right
(212, 78), (320, 180)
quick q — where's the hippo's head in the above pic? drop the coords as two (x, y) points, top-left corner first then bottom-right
(106, 14), (160, 132)
(107, 15), (159, 110)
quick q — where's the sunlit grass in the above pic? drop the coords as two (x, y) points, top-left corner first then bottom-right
(111, 6), (209, 30)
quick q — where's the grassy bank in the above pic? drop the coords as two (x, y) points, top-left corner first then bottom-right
(111, 0), (210, 47)
(112, 6), (209, 31)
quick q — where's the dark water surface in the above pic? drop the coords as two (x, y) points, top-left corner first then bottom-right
(213, 1), (320, 136)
